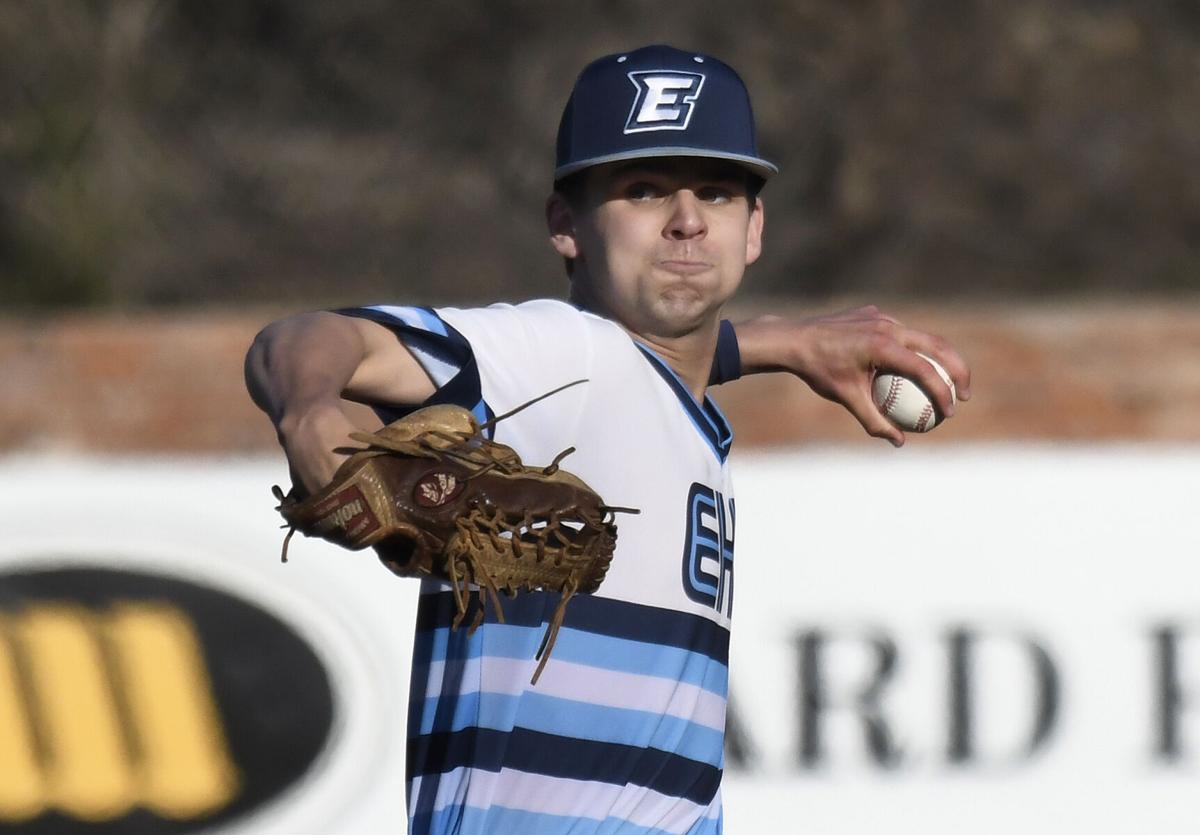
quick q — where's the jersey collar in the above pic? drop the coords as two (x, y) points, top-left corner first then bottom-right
(634, 342), (733, 463)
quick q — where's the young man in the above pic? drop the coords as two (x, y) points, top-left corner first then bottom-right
(246, 44), (968, 835)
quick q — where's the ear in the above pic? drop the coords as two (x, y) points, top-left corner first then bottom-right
(744, 196), (764, 265)
(545, 192), (580, 259)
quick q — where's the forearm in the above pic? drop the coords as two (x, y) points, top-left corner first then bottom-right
(726, 306), (969, 446)
(726, 314), (797, 376)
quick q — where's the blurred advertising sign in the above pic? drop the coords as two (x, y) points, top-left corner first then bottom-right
(0, 567), (331, 832)
(0, 458), (417, 835)
(724, 446), (1200, 834)
(1, 449), (1198, 833)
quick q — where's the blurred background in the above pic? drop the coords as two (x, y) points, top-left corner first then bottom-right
(6, 0), (1200, 308)
(2, 0), (1198, 452)
(1, 1), (1198, 833)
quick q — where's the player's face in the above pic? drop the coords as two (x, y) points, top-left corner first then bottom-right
(552, 158), (764, 339)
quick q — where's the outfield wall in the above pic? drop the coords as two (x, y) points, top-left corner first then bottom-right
(3, 301), (1199, 455)
(0, 448), (1198, 833)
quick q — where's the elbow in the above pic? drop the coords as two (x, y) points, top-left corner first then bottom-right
(243, 326), (277, 415)
(245, 322), (273, 368)
(244, 317), (301, 416)
(244, 312), (320, 371)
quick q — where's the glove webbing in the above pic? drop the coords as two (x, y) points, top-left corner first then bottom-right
(445, 506), (592, 685)
(444, 545), (579, 686)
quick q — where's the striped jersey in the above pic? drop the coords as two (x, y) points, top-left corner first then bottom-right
(342, 300), (736, 835)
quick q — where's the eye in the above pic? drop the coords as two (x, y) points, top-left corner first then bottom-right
(625, 181), (665, 202)
(696, 185), (736, 205)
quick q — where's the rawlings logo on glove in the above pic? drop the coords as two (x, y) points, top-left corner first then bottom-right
(273, 381), (637, 684)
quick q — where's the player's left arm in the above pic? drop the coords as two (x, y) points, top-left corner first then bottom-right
(728, 307), (971, 446)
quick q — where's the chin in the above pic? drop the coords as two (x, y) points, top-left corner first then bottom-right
(646, 299), (714, 337)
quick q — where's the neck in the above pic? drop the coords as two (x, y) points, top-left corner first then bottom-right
(569, 282), (720, 401)
(626, 324), (719, 402)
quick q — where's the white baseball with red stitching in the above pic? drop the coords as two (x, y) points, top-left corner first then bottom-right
(872, 353), (956, 433)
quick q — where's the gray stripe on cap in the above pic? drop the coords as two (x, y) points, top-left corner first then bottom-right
(554, 147), (778, 181)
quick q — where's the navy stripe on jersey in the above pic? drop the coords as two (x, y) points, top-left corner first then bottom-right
(407, 684), (726, 761)
(634, 343), (733, 463)
(407, 727), (722, 809)
(335, 306), (497, 433)
(414, 589), (730, 666)
(708, 319), (742, 386)
(410, 622), (727, 699)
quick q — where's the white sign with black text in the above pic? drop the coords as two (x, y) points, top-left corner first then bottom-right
(0, 447), (1196, 834)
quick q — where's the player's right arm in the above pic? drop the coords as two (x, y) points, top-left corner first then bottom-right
(244, 311), (435, 493)
(729, 307), (971, 446)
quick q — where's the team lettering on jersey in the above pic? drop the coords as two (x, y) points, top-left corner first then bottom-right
(624, 71), (705, 133)
(681, 482), (734, 619)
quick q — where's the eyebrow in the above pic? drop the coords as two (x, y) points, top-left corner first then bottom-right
(608, 160), (670, 178)
(610, 160), (747, 185)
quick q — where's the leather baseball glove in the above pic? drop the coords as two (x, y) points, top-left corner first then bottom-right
(273, 387), (635, 684)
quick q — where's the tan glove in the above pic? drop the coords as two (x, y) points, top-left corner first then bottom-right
(274, 395), (635, 684)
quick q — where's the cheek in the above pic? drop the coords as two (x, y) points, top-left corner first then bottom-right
(595, 220), (653, 273)
(713, 222), (750, 264)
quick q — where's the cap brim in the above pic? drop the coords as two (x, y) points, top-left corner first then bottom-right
(554, 147), (778, 183)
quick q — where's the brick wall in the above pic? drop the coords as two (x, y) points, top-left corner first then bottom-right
(2, 302), (1196, 454)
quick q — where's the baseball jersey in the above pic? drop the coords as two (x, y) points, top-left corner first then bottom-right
(341, 300), (737, 835)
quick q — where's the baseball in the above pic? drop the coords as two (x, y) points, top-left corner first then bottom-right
(872, 353), (957, 432)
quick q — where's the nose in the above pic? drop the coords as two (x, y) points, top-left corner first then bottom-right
(664, 190), (707, 241)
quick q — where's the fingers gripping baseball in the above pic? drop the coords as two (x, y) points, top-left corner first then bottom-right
(865, 330), (970, 434)
(873, 353), (956, 432)
(792, 311), (910, 435)
(860, 325), (970, 441)
(739, 307), (969, 445)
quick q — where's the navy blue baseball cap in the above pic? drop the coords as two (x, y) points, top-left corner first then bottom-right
(554, 44), (778, 183)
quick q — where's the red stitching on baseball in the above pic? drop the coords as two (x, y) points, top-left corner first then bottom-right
(883, 377), (903, 413)
(916, 403), (933, 432)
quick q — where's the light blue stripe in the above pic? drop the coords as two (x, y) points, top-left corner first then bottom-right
(471, 400), (489, 426)
(648, 362), (724, 456)
(412, 690), (725, 767)
(413, 623), (728, 696)
(416, 306), (450, 336)
(384, 306), (484, 423)
(637, 345), (721, 434)
(361, 306), (465, 390)
(412, 617), (543, 665)
(413, 802), (721, 835)
(634, 343), (733, 461)
(689, 491), (720, 596)
(684, 409), (722, 461)
(365, 303), (420, 328)
(707, 397), (734, 454)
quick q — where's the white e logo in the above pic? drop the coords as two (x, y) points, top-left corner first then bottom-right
(624, 71), (706, 134)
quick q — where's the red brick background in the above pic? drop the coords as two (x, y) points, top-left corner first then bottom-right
(2, 301), (1197, 454)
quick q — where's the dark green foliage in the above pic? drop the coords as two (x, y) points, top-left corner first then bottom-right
(2, 0), (1197, 309)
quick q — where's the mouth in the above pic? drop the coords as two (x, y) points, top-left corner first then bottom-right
(655, 259), (712, 276)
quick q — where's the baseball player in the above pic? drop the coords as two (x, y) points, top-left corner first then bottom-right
(246, 44), (969, 835)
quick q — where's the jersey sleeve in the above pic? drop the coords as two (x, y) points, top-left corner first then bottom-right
(337, 300), (596, 456)
(708, 319), (742, 386)
(335, 304), (494, 428)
